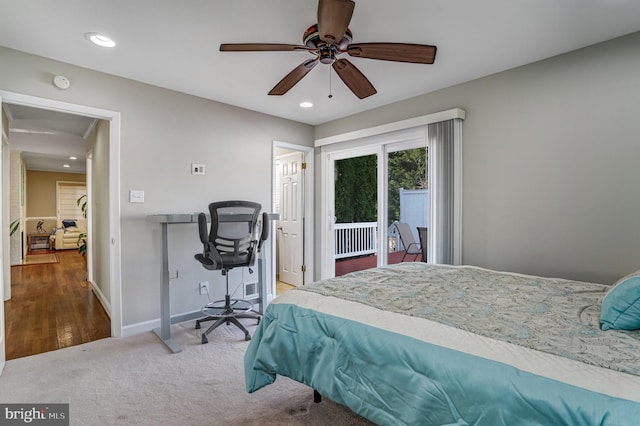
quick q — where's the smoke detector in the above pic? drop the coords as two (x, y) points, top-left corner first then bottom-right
(53, 75), (70, 90)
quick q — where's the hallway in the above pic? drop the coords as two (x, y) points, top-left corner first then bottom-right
(4, 249), (111, 360)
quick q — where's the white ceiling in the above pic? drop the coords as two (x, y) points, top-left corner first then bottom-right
(2, 0), (640, 170)
(2, 104), (95, 174)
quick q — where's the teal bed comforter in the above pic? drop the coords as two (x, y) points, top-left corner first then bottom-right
(244, 264), (640, 425)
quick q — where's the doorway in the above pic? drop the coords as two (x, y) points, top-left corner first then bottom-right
(273, 141), (313, 295)
(0, 91), (122, 366)
(333, 152), (379, 276)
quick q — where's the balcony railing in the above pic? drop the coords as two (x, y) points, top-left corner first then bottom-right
(334, 222), (378, 259)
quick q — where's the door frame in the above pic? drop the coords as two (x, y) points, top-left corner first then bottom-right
(1, 112), (8, 369)
(272, 141), (314, 294)
(0, 91), (122, 371)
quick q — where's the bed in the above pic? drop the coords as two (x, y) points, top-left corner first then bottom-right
(244, 263), (640, 425)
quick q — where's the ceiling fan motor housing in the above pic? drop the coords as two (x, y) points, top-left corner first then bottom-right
(304, 24), (352, 52)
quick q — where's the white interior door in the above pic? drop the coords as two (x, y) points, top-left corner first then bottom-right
(277, 152), (303, 286)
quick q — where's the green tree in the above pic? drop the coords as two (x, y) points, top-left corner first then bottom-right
(387, 147), (427, 226)
(335, 155), (377, 222)
(334, 148), (427, 225)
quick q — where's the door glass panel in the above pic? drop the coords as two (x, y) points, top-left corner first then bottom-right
(387, 147), (428, 265)
(334, 154), (378, 276)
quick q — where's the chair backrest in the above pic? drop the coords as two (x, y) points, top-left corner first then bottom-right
(196, 200), (262, 271)
(395, 222), (418, 250)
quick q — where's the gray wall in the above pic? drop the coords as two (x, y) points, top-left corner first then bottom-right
(315, 32), (640, 285)
(0, 46), (314, 330)
(87, 119), (111, 303)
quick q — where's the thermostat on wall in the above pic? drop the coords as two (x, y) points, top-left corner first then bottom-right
(191, 163), (205, 175)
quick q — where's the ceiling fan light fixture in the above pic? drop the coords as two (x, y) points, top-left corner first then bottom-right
(85, 32), (116, 48)
(299, 101), (314, 108)
(319, 49), (335, 64)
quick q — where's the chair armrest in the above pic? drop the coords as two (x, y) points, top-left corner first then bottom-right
(257, 212), (269, 251)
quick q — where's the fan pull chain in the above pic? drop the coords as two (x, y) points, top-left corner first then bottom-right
(328, 65), (333, 99)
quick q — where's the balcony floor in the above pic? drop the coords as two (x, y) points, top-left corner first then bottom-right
(335, 250), (422, 276)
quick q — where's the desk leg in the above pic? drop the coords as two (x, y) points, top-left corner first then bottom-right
(152, 222), (182, 353)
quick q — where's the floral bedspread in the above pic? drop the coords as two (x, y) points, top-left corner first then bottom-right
(298, 263), (640, 376)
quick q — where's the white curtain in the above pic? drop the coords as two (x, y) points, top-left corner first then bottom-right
(57, 182), (86, 221)
(428, 119), (461, 265)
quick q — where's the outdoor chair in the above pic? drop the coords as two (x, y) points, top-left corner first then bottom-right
(395, 222), (422, 262)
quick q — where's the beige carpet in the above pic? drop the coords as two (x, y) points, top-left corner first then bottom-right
(21, 253), (59, 265)
(0, 320), (374, 426)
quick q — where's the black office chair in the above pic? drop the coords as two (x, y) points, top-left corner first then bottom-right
(194, 200), (268, 343)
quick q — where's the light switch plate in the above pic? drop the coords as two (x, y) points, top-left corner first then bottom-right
(129, 189), (145, 203)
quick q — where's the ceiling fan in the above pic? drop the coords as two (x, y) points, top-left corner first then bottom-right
(220, 0), (437, 99)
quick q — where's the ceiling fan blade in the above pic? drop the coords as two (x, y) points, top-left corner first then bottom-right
(347, 43), (437, 64)
(332, 59), (377, 99)
(317, 0), (355, 43)
(268, 58), (319, 95)
(220, 43), (308, 52)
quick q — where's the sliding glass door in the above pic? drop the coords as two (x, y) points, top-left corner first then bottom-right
(331, 149), (379, 277)
(320, 114), (463, 280)
(325, 137), (427, 278)
(386, 144), (428, 265)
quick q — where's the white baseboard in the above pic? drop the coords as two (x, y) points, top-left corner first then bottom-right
(89, 280), (111, 317)
(121, 310), (203, 337)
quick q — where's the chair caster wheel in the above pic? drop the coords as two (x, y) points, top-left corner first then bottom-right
(245, 333), (251, 341)
(195, 321), (201, 330)
(201, 335), (208, 344)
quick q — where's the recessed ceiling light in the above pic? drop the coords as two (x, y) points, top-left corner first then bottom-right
(299, 102), (313, 108)
(85, 32), (116, 48)
(63, 164), (70, 168)
(69, 156), (77, 160)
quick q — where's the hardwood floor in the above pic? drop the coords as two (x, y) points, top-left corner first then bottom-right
(276, 279), (295, 295)
(5, 249), (111, 360)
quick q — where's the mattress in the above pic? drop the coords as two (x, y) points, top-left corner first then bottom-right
(245, 264), (640, 425)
